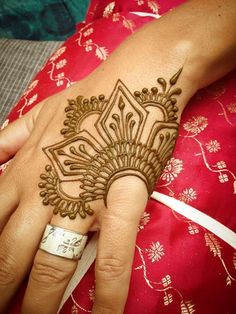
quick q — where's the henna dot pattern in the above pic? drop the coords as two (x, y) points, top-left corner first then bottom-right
(39, 69), (182, 219)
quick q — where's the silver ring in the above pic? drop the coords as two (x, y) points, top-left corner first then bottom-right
(39, 224), (88, 260)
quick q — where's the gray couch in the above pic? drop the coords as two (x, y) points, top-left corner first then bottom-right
(0, 39), (61, 125)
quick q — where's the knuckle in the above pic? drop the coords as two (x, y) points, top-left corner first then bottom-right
(0, 253), (17, 286)
(94, 303), (118, 314)
(31, 256), (73, 286)
(96, 256), (126, 281)
(0, 142), (10, 164)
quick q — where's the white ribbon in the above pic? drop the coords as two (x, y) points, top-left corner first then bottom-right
(151, 191), (236, 249)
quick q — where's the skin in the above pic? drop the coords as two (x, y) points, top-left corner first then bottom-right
(38, 72), (182, 220)
(0, 0), (236, 313)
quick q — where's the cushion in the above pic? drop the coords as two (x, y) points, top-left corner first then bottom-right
(0, 0), (90, 40)
(0, 39), (61, 125)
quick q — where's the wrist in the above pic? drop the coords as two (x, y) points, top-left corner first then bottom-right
(152, 0), (236, 89)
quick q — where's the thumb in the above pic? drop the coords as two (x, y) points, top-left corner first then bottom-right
(0, 103), (43, 164)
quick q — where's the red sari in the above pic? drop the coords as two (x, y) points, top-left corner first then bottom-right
(1, 1), (235, 313)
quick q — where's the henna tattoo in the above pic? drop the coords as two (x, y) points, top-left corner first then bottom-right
(39, 69), (182, 219)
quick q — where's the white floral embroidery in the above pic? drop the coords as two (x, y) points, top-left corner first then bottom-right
(111, 10), (135, 32)
(226, 276), (232, 286)
(47, 49), (71, 88)
(18, 81), (40, 117)
(162, 275), (171, 287)
(138, 211), (150, 230)
(85, 46), (93, 52)
(76, 23), (110, 61)
(147, 241), (165, 262)
(206, 140), (221, 153)
(188, 223), (199, 235)
(205, 233), (222, 258)
(163, 293), (173, 305)
(179, 188), (197, 203)
(71, 294), (91, 313)
(27, 80), (39, 91)
(168, 190), (175, 197)
(122, 18), (135, 32)
(227, 102), (236, 113)
(161, 158), (183, 182)
(148, 0), (160, 13)
(136, 0), (144, 5)
(23, 79), (39, 97)
(136, 244), (197, 312)
(57, 72), (65, 79)
(85, 39), (92, 45)
(205, 233), (236, 286)
(28, 94), (38, 105)
(83, 28), (94, 37)
(84, 39), (93, 51)
(56, 81), (63, 87)
(56, 59), (67, 69)
(218, 173), (229, 183)
(88, 285), (95, 302)
(233, 252), (236, 270)
(112, 12), (120, 21)
(71, 304), (79, 314)
(55, 72), (65, 86)
(50, 46), (66, 61)
(183, 116), (208, 135)
(1, 119), (9, 130)
(180, 300), (195, 314)
(216, 161), (227, 169)
(103, 2), (115, 17)
(95, 47), (109, 60)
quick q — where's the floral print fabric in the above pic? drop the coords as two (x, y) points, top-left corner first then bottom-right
(1, 1), (236, 313)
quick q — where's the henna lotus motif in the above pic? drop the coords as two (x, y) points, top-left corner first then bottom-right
(39, 69), (182, 219)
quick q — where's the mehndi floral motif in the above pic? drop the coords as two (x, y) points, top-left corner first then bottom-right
(39, 69), (182, 219)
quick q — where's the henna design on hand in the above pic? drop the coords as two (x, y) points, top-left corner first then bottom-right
(39, 69), (182, 219)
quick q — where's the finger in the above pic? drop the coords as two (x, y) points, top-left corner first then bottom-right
(21, 201), (100, 314)
(0, 103), (43, 164)
(0, 173), (19, 232)
(0, 200), (51, 313)
(93, 177), (148, 314)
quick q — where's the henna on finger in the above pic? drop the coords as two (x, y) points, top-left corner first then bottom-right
(38, 69), (182, 219)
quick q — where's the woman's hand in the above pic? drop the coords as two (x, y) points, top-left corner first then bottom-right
(0, 61), (189, 313)
(0, 62), (191, 313)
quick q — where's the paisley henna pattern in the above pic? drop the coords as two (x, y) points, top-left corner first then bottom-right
(38, 69), (182, 219)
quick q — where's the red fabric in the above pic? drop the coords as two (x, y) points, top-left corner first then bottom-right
(1, 1), (236, 313)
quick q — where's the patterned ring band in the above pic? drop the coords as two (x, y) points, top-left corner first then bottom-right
(39, 224), (88, 260)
